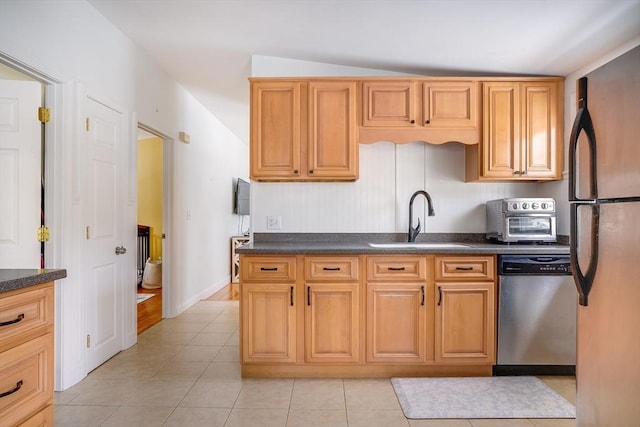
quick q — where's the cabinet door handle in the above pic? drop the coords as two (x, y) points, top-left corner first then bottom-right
(388, 266), (405, 271)
(410, 119), (415, 124)
(0, 313), (24, 327)
(290, 286), (294, 306)
(293, 169), (299, 174)
(437, 286), (443, 306)
(260, 267), (278, 271)
(307, 286), (311, 306)
(322, 267), (340, 271)
(513, 170), (521, 175)
(455, 266), (473, 271)
(425, 119), (430, 124)
(421, 285), (425, 306)
(0, 380), (23, 398)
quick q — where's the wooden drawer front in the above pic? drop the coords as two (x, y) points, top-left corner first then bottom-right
(367, 256), (427, 281)
(17, 404), (53, 427)
(241, 256), (296, 282)
(0, 333), (53, 427)
(0, 285), (53, 353)
(305, 257), (359, 281)
(435, 256), (495, 281)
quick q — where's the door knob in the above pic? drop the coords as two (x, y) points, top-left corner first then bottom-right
(115, 246), (127, 255)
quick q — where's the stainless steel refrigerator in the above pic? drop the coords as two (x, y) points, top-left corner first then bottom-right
(568, 45), (640, 426)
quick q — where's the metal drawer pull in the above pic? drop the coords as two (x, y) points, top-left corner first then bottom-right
(0, 313), (25, 327)
(437, 286), (443, 306)
(388, 266), (406, 271)
(455, 266), (474, 271)
(322, 267), (340, 271)
(260, 267), (278, 271)
(307, 286), (311, 306)
(0, 380), (23, 398)
(290, 286), (294, 306)
(421, 286), (425, 306)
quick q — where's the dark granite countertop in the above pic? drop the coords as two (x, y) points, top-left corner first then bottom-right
(236, 233), (570, 256)
(0, 269), (67, 294)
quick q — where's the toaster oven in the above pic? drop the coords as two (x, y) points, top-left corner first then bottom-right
(486, 198), (557, 243)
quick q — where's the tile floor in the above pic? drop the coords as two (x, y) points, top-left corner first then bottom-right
(54, 299), (576, 426)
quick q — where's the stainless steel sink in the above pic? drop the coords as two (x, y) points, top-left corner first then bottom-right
(367, 242), (471, 249)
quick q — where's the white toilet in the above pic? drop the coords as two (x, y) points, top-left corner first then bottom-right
(141, 258), (162, 289)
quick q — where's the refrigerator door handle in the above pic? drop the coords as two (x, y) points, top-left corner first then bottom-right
(570, 202), (600, 306)
(568, 77), (598, 203)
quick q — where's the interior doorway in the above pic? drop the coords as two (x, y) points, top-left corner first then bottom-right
(136, 125), (168, 333)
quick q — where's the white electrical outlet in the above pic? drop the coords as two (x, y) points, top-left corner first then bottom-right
(267, 216), (282, 230)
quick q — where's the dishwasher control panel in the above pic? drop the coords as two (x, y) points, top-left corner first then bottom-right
(499, 255), (571, 275)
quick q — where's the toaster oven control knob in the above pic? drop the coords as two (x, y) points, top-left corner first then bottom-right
(522, 202), (529, 209)
(532, 202), (540, 209)
(541, 202), (548, 210)
(512, 202), (519, 210)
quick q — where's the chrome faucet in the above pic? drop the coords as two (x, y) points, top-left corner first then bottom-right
(408, 190), (435, 242)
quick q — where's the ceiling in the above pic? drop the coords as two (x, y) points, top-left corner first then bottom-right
(88, 0), (640, 143)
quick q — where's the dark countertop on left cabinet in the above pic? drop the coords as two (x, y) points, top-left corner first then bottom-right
(0, 269), (67, 293)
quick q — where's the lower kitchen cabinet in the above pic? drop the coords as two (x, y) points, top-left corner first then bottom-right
(305, 283), (360, 363)
(366, 282), (431, 363)
(241, 283), (296, 363)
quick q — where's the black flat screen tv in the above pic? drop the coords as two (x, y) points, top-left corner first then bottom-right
(234, 178), (250, 215)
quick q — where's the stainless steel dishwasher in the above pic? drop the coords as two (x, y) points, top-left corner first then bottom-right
(495, 255), (576, 375)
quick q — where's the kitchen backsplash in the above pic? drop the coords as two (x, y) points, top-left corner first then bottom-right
(251, 141), (566, 234)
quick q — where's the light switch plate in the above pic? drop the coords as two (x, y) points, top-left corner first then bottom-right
(267, 216), (282, 230)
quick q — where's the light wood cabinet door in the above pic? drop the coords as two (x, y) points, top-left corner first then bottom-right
(469, 80), (562, 181)
(250, 81), (302, 179)
(362, 81), (416, 127)
(242, 283), (296, 363)
(366, 282), (430, 363)
(435, 282), (495, 365)
(308, 81), (358, 179)
(421, 81), (478, 128)
(521, 82), (558, 178)
(305, 283), (360, 363)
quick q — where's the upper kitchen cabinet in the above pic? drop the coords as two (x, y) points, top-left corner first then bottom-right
(465, 79), (564, 181)
(359, 80), (480, 144)
(250, 79), (358, 181)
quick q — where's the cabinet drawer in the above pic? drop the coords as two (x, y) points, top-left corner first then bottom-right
(0, 285), (53, 353)
(241, 256), (296, 282)
(17, 404), (53, 427)
(305, 257), (359, 281)
(435, 256), (495, 281)
(367, 256), (427, 281)
(0, 333), (53, 427)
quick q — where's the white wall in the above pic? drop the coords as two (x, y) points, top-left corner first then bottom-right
(0, 1), (247, 389)
(250, 56), (542, 234)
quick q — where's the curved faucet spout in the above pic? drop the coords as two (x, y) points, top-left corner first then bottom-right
(408, 190), (436, 242)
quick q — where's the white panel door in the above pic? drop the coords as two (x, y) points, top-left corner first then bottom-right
(85, 96), (125, 371)
(0, 80), (41, 268)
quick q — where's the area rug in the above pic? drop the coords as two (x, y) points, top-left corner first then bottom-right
(137, 293), (154, 304)
(391, 376), (575, 419)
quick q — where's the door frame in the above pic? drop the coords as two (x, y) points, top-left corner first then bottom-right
(137, 122), (175, 318)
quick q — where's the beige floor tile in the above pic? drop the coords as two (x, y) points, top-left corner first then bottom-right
(226, 329), (240, 345)
(87, 358), (160, 380)
(469, 419), (535, 427)
(152, 360), (210, 381)
(54, 405), (118, 426)
(189, 331), (233, 346)
(409, 419), (473, 426)
(538, 376), (577, 405)
(234, 378), (294, 409)
(344, 378), (401, 410)
(203, 321), (238, 333)
(152, 319), (209, 333)
(172, 344), (223, 361)
(224, 408), (288, 427)
(137, 331), (198, 345)
(529, 419), (576, 427)
(347, 409), (410, 427)
(173, 312), (222, 322)
(200, 361), (242, 380)
(215, 345), (240, 361)
(162, 407), (230, 427)
(115, 343), (182, 362)
(290, 378), (345, 410)
(126, 379), (195, 406)
(64, 380), (138, 406)
(179, 379), (244, 408)
(100, 405), (174, 426)
(286, 409), (348, 427)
